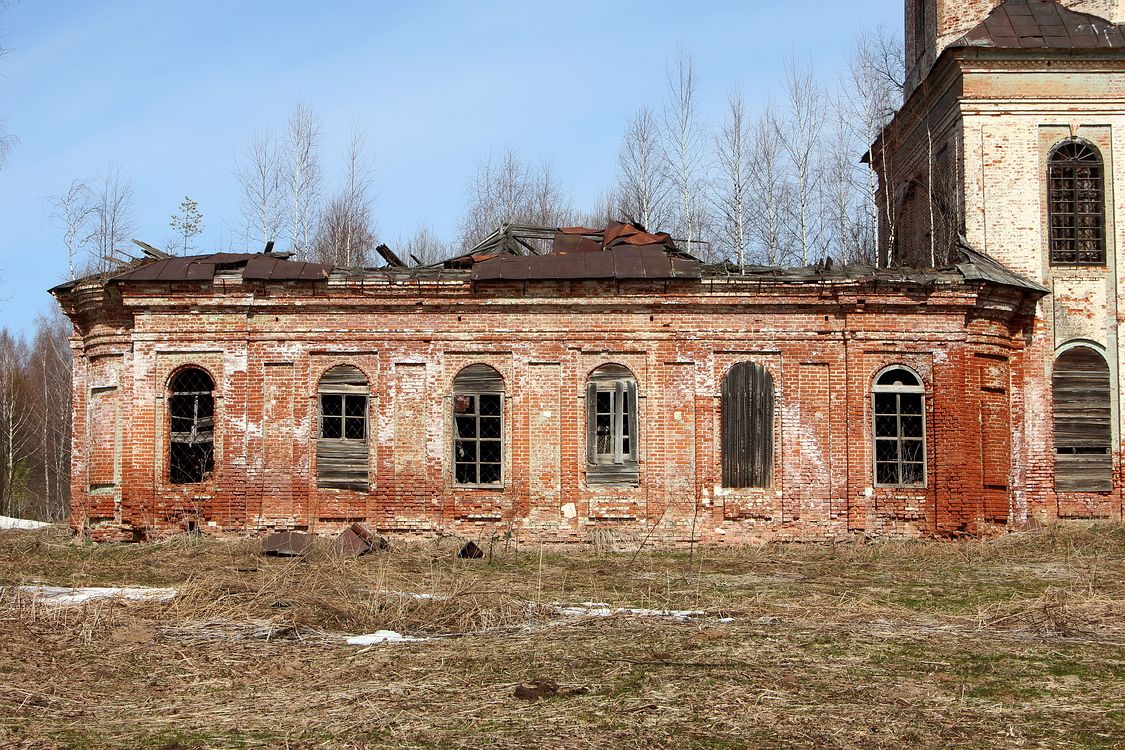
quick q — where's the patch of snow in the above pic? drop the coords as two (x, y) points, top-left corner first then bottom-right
(345, 630), (429, 645)
(0, 515), (51, 530)
(553, 602), (707, 620)
(9, 585), (178, 605)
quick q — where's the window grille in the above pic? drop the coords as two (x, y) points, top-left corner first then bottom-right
(452, 364), (505, 486)
(872, 367), (926, 487)
(168, 367), (214, 484)
(1049, 140), (1105, 266)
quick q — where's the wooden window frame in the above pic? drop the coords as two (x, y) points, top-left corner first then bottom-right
(585, 366), (638, 485)
(872, 366), (927, 488)
(1048, 139), (1106, 267)
(168, 367), (215, 485)
(316, 365), (370, 491)
(451, 364), (505, 489)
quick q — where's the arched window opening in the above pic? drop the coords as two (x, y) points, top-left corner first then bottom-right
(872, 367), (926, 487)
(586, 365), (638, 484)
(317, 365), (369, 490)
(452, 365), (504, 486)
(721, 362), (774, 488)
(169, 367), (214, 484)
(1053, 346), (1113, 492)
(1049, 140), (1105, 265)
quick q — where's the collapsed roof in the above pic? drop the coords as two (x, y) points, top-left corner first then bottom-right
(450, 221), (701, 281)
(48, 222), (1047, 300)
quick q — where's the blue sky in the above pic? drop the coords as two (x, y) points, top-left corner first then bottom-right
(0, 1), (901, 336)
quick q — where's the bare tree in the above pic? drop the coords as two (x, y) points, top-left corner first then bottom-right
(90, 167), (137, 274)
(458, 149), (573, 250)
(778, 58), (830, 264)
(840, 29), (905, 264)
(49, 180), (95, 279)
(661, 50), (707, 251)
(235, 129), (284, 250)
(616, 108), (669, 231)
(399, 222), (450, 266)
(311, 128), (377, 266)
(284, 101), (323, 258)
(747, 103), (791, 265)
(712, 90), (753, 267)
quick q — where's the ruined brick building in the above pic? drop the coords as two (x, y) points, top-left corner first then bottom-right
(53, 0), (1125, 543)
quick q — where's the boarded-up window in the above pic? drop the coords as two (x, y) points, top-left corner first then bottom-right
(873, 367), (926, 487)
(317, 365), (369, 490)
(721, 362), (774, 488)
(1049, 140), (1105, 266)
(169, 367), (214, 484)
(452, 364), (504, 486)
(586, 365), (638, 485)
(1053, 346), (1113, 492)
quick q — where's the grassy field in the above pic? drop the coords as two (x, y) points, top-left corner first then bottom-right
(1, 524), (1123, 749)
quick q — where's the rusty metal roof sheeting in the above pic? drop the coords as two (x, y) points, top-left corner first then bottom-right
(953, 0), (1125, 50)
(109, 253), (332, 284)
(472, 243), (701, 281)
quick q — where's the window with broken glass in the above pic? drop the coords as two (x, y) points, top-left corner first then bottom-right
(317, 365), (370, 490)
(872, 367), (926, 487)
(586, 365), (638, 484)
(168, 367), (215, 484)
(1049, 140), (1105, 266)
(452, 364), (504, 486)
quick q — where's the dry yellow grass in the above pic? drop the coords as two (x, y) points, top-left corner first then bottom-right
(0, 524), (1123, 749)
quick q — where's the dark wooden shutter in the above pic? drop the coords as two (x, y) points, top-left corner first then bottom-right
(586, 381), (597, 465)
(1053, 346), (1113, 492)
(722, 362), (774, 488)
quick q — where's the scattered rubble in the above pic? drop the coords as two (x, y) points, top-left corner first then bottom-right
(262, 530), (316, 557)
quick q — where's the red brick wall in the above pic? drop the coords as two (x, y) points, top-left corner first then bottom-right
(58, 273), (1095, 544)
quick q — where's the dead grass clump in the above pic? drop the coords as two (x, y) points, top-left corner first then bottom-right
(975, 586), (1125, 639)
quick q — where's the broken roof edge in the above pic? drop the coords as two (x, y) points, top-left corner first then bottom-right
(954, 237), (1049, 295)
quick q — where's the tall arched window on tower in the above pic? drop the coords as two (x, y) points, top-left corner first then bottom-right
(317, 365), (370, 490)
(1053, 345), (1113, 492)
(721, 362), (774, 488)
(452, 365), (505, 486)
(872, 366), (926, 487)
(586, 365), (638, 484)
(1049, 139), (1105, 266)
(168, 367), (215, 484)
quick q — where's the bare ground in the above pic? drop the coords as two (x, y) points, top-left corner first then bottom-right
(0, 525), (1123, 749)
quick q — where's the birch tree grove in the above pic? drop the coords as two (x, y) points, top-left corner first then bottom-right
(747, 103), (790, 265)
(0, 316), (71, 521)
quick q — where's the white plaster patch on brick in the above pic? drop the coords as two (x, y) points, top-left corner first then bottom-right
(561, 502), (577, 519)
